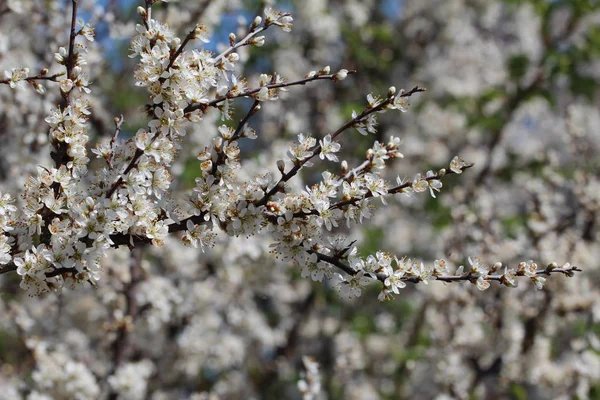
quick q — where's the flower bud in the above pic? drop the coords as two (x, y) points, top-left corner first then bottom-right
(341, 160), (348, 175)
(491, 262), (502, 273)
(277, 160), (285, 173)
(33, 82), (45, 94)
(335, 69), (348, 81)
(388, 86), (397, 97)
(252, 36), (265, 47)
(212, 137), (223, 151)
(229, 33), (236, 45)
(321, 66), (331, 75)
(259, 74), (269, 86)
(137, 6), (147, 18)
(252, 16), (262, 29)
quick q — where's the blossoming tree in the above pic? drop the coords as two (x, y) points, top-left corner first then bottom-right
(0, 0), (596, 398)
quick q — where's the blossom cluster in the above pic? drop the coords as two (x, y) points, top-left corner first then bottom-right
(0, 2), (579, 305)
(0, 0), (596, 399)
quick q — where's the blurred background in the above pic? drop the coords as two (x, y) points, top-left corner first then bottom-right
(1, 0), (600, 399)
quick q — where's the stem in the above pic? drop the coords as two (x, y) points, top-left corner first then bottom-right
(212, 26), (267, 64)
(210, 100), (260, 177)
(64, 0), (79, 102)
(312, 249), (582, 285)
(164, 25), (199, 73)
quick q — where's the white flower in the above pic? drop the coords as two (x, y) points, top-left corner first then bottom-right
(468, 256), (489, 275)
(78, 20), (95, 41)
(60, 78), (74, 93)
(0, 191), (17, 216)
(353, 111), (377, 135)
(319, 134), (341, 162)
(418, 261), (434, 283)
(288, 133), (316, 161)
(411, 173), (428, 193)
(4, 67), (29, 89)
(425, 170), (442, 198)
(384, 269), (406, 294)
(364, 173), (388, 201)
(476, 275), (490, 291)
(450, 156), (468, 174)
(256, 86), (270, 101)
(502, 267), (518, 287)
(391, 92), (409, 112)
(434, 259), (448, 275)
(336, 270), (374, 299)
(182, 220), (216, 251)
(531, 276), (546, 290)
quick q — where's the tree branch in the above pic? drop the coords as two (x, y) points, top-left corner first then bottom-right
(255, 86), (426, 207)
(184, 71), (358, 114)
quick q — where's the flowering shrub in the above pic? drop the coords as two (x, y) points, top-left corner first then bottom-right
(0, 0), (596, 399)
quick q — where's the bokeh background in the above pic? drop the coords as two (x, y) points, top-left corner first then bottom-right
(1, 0), (600, 399)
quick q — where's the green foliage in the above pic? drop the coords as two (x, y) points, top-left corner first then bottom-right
(424, 196), (454, 230)
(508, 54), (531, 80)
(180, 157), (200, 189)
(361, 226), (385, 255)
(501, 215), (528, 239)
(510, 383), (528, 400)
(350, 313), (377, 337)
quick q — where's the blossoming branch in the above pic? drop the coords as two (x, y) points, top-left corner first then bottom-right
(0, 1), (581, 302)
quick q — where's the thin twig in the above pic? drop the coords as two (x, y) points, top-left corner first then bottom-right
(107, 115), (124, 167)
(164, 24), (200, 73)
(312, 249), (582, 285)
(0, 73), (63, 85)
(184, 71), (358, 114)
(210, 99), (260, 177)
(211, 24), (268, 64)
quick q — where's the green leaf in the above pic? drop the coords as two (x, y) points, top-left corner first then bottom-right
(508, 54), (530, 80)
(510, 384), (528, 400)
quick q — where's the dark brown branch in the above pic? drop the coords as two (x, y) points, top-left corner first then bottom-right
(164, 24), (201, 76)
(210, 100), (260, 177)
(312, 249), (582, 286)
(331, 162), (474, 211)
(0, 262), (17, 275)
(64, 0), (79, 101)
(0, 73), (63, 86)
